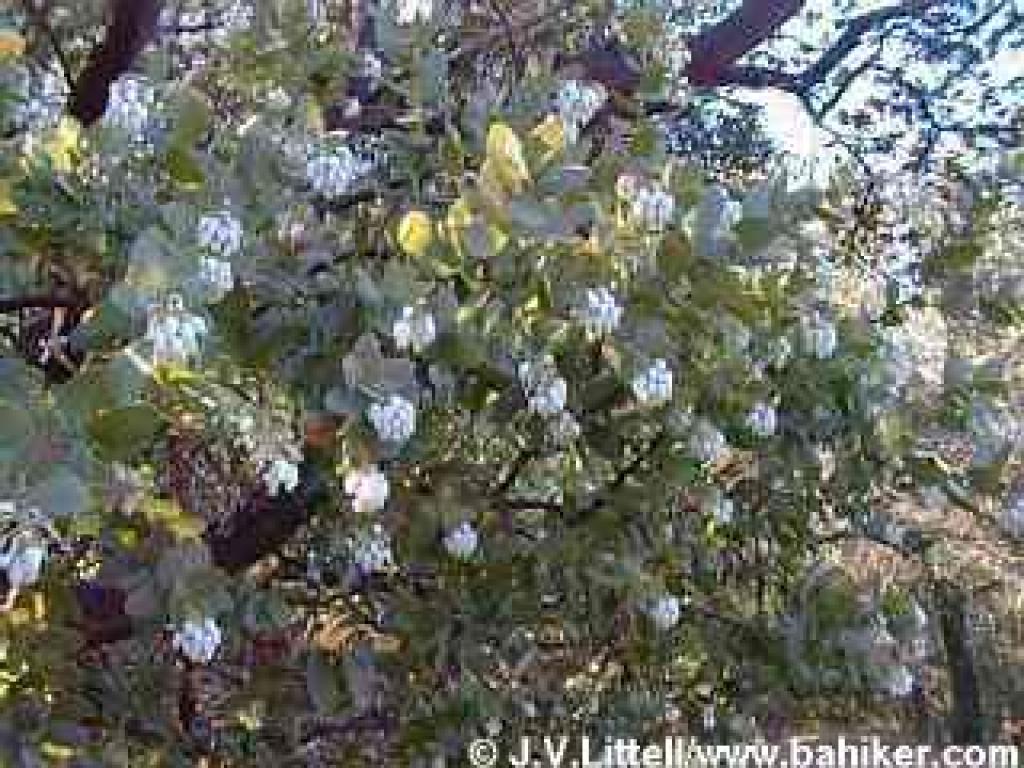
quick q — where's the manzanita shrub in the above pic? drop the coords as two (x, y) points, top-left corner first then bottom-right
(0, 0), (1021, 763)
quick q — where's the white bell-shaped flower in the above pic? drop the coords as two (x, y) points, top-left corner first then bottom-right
(197, 210), (243, 259)
(393, 305), (437, 353)
(344, 465), (390, 514)
(264, 458), (300, 496)
(443, 521), (479, 560)
(580, 286), (622, 339)
(368, 395), (417, 444)
(348, 524), (395, 574)
(690, 421), (729, 464)
(518, 357), (568, 417)
(632, 359), (673, 406)
(395, 0), (431, 24)
(0, 533), (46, 591)
(648, 593), (683, 631)
(173, 617), (222, 664)
(804, 314), (838, 360)
(555, 80), (607, 144)
(199, 257), (234, 302)
(747, 401), (778, 437)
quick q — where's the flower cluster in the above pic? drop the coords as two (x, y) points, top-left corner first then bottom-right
(648, 593), (683, 631)
(617, 174), (676, 232)
(197, 209), (244, 259)
(579, 286), (622, 340)
(549, 409), (582, 447)
(1001, 489), (1024, 538)
(172, 617), (222, 664)
(555, 80), (607, 144)
(708, 489), (735, 525)
(396, 0), (432, 24)
(263, 457), (300, 496)
(0, 521), (46, 601)
(393, 305), (437, 354)
(145, 294), (208, 367)
(105, 76), (157, 144)
(198, 257), (234, 303)
(306, 146), (373, 199)
(518, 356), (568, 417)
(802, 312), (838, 360)
(231, 410), (303, 497)
(632, 359), (673, 407)
(747, 401), (778, 437)
(368, 395), (417, 445)
(348, 524), (395, 574)
(444, 521), (479, 560)
(690, 421), (730, 465)
(13, 69), (67, 133)
(344, 465), (390, 514)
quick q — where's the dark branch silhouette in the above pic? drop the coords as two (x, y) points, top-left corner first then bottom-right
(69, 0), (164, 125)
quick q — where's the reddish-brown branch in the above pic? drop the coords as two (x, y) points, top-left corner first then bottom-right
(686, 0), (806, 87)
(69, 0), (164, 126)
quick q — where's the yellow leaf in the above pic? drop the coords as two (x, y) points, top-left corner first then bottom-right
(42, 117), (82, 172)
(0, 179), (17, 216)
(0, 30), (25, 59)
(485, 121), (530, 191)
(446, 197), (473, 234)
(398, 210), (434, 256)
(530, 114), (566, 163)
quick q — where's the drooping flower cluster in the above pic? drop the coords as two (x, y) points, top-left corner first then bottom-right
(12, 69), (67, 133)
(1001, 488), (1024, 538)
(368, 395), (417, 445)
(579, 286), (622, 340)
(648, 593), (683, 631)
(747, 401), (778, 437)
(344, 465), (390, 514)
(232, 410), (304, 497)
(396, 0), (432, 25)
(691, 184), (742, 259)
(708, 488), (735, 525)
(555, 80), (607, 144)
(105, 76), (157, 144)
(263, 458), (300, 496)
(632, 359), (673, 407)
(518, 356), (568, 417)
(0, 510), (47, 604)
(172, 617), (222, 664)
(549, 409), (582, 447)
(145, 294), (208, 366)
(347, 524), (395, 574)
(306, 145), (373, 199)
(393, 305), (437, 354)
(802, 312), (838, 360)
(881, 664), (915, 698)
(617, 174), (676, 232)
(198, 257), (234, 303)
(444, 521), (479, 560)
(197, 209), (244, 259)
(690, 420), (730, 465)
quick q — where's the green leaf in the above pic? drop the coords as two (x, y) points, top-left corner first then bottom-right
(171, 87), (212, 147)
(88, 403), (163, 462)
(306, 650), (342, 714)
(164, 144), (206, 187)
(26, 467), (90, 518)
(0, 402), (34, 462)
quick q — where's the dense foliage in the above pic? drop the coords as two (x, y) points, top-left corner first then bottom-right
(0, 0), (1020, 763)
